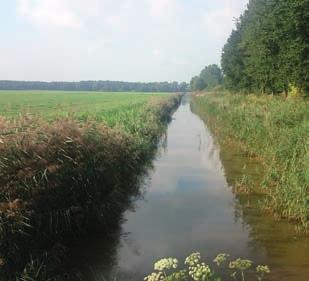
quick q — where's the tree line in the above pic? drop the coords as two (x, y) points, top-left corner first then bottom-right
(0, 80), (188, 92)
(191, 0), (308, 96)
(222, 0), (308, 95)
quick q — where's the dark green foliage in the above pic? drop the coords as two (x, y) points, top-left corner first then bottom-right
(190, 65), (223, 91)
(190, 76), (207, 91)
(221, 29), (248, 92)
(221, 0), (309, 95)
(200, 65), (224, 90)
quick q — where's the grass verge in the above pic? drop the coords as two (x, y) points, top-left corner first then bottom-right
(191, 92), (308, 233)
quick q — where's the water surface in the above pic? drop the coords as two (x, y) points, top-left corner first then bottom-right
(77, 96), (309, 281)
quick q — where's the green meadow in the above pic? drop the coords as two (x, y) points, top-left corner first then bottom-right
(0, 90), (167, 118)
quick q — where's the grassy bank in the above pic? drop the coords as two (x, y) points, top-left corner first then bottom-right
(0, 92), (181, 280)
(192, 92), (308, 232)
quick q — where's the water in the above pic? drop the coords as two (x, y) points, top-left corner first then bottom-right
(75, 96), (309, 281)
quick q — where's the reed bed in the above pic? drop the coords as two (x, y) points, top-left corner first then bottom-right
(192, 92), (308, 232)
(0, 93), (181, 280)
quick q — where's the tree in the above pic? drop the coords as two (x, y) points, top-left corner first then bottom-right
(200, 64), (223, 90)
(0, 80), (189, 93)
(221, 28), (250, 92)
(190, 76), (207, 91)
(221, 0), (309, 96)
(190, 64), (223, 91)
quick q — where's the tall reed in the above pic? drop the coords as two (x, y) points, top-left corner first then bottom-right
(0, 94), (181, 280)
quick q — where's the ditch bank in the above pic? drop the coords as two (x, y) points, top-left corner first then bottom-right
(191, 92), (309, 232)
(0, 94), (181, 280)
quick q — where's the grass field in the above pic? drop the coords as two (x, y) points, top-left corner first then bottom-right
(0, 90), (173, 138)
(0, 90), (167, 118)
(192, 92), (309, 232)
(0, 90), (180, 280)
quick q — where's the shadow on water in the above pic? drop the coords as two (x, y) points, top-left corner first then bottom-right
(70, 95), (309, 281)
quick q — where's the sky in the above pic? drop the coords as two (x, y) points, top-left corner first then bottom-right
(0, 0), (248, 82)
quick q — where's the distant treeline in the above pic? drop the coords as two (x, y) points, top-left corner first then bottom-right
(0, 80), (188, 92)
(221, 0), (308, 95)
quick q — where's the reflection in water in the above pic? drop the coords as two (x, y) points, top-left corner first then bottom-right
(73, 95), (309, 281)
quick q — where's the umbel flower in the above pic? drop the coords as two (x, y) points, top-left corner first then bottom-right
(154, 258), (178, 271)
(256, 265), (270, 274)
(185, 252), (213, 281)
(144, 252), (271, 281)
(145, 257), (178, 281)
(213, 253), (229, 266)
(144, 271), (164, 281)
(256, 265), (271, 281)
(229, 258), (252, 271)
(188, 262), (212, 281)
(185, 252), (201, 266)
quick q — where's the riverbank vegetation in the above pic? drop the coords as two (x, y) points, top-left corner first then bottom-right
(0, 91), (181, 280)
(190, 0), (308, 232)
(192, 92), (308, 232)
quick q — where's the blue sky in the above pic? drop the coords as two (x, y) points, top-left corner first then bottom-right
(0, 0), (248, 82)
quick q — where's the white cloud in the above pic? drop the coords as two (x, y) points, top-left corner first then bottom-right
(201, 0), (247, 39)
(149, 0), (179, 21)
(18, 0), (144, 32)
(105, 13), (129, 32)
(202, 8), (235, 39)
(18, 0), (82, 29)
(8, 0), (249, 82)
(152, 48), (161, 57)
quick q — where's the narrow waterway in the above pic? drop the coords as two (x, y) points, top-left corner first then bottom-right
(77, 95), (309, 281)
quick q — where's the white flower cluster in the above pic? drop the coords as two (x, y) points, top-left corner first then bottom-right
(188, 262), (211, 281)
(256, 265), (270, 274)
(184, 252), (201, 266)
(185, 252), (212, 281)
(154, 258), (178, 271)
(229, 258), (252, 271)
(144, 252), (271, 281)
(213, 253), (229, 266)
(144, 272), (164, 281)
